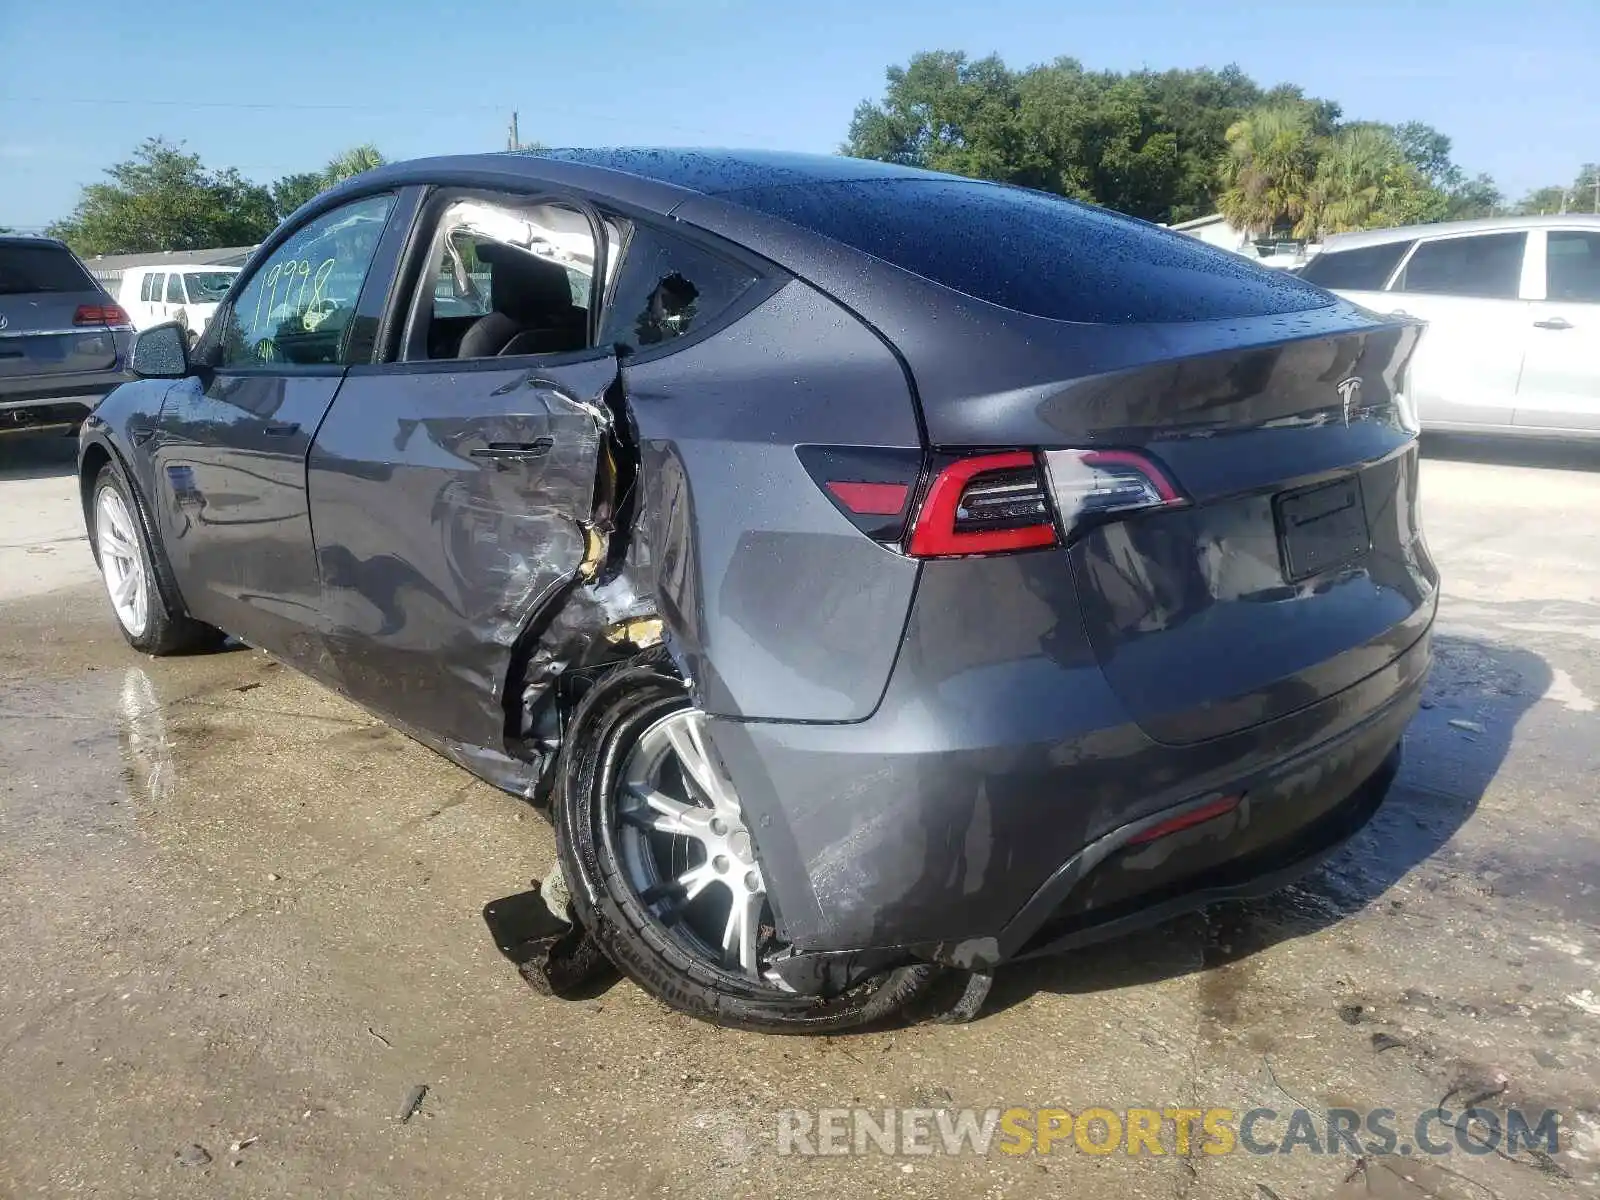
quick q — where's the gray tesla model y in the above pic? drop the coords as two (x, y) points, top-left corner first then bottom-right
(79, 150), (1436, 1031)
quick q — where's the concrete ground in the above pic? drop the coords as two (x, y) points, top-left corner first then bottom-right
(1, 431), (1597, 1199)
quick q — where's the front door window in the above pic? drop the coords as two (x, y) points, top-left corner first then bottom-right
(213, 193), (396, 368)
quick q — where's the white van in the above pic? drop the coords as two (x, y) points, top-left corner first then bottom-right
(117, 265), (240, 343)
(1300, 215), (1600, 439)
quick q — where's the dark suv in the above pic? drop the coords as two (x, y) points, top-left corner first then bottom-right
(0, 236), (135, 434)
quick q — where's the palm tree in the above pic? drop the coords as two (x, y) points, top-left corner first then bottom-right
(1216, 104), (1317, 239)
(1304, 125), (1446, 235)
(323, 145), (386, 185)
(1305, 126), (1402, 235)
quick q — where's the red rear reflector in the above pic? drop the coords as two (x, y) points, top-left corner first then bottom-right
(1126, 795), (1241, 846)
(73, 304), (130, 327)
(825, 480), (910, 516)
(908, 451), (1058, 558)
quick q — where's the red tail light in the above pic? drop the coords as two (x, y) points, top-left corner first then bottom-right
(908, 452), (1057, 558)
(908, 448), (1185, 559)
(73, 304), (131, 327)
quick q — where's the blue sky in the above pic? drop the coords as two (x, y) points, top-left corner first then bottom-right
(2, 0), (1596, 230)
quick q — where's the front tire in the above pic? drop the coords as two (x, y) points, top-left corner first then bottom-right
(556, 655), (936, 1033)
(90, 462), (222, 655)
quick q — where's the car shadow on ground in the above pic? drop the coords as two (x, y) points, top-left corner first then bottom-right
(983, 631), (1550, 1013)
(0, 431), (79, 482)
(1421, 432), (1600, 472)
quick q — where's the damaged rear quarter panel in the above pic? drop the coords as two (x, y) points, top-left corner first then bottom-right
(619, 278), (923, 722)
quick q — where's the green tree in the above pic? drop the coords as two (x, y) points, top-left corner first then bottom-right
(1013, 63), (1185, 219)
(1139, 64), (1264, 222)
(270, 172), (326, 221)
(1574, 163), (1600, 214)
(47, 137), (276, 256)
(268, 147), (389, 222)
(1445, 173), (1502, 219)
(844, 51), (1502, 235)
(1390, 121), (1502, 219)
(323, 144), (386, 184)
(1305, 124), (1444, 235)
(1392, 121), (1459, 191)
(843, 53), (1265, 222)
(1217, 103), (1318, 237)
(1518, 184), (1570, 214)
(844, 51), (1030, 181)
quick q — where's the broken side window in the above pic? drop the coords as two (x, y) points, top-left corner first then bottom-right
(599, 222), (762, 358)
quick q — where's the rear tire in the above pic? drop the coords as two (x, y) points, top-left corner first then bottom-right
(90, 461), (223, 656)
(556, 653), (937, 1033)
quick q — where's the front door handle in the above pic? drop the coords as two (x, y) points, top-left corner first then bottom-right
(1533, 316), (1573, 330)
(263, 422), (300, 437)
(471, 438), (553, 465)
(1387, 309), (1412, 318)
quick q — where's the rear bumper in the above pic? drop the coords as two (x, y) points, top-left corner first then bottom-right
(0, 367), (133, 415)
(707, 549), (1433, 988)
(977, 691), (1409, 966)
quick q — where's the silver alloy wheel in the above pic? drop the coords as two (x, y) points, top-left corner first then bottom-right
(616, 708), (776, 979)
(95, 485), (150, 638)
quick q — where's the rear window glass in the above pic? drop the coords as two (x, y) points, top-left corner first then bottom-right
(1299, 241), (1414, 291)
(0, 243), (96, 295)
(1547, 231), (1600, 303)
(1396, 232), (1526, 300)
(724, 179), (1333, 324)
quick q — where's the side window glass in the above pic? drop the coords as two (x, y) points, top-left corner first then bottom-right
(599, 223), (760, 356)
(151, 274), (166, 302)
(1396, 233), (1526, 300)
(1547, 231), (1600, 304)
(167, 274), (185, 303)
(1298, 241), (1413, 291)
(139, 274), (153, 302)
(214, 193), (395, 368)
(411, 198), (611, 361)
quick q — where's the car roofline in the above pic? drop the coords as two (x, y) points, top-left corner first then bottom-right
(318, 153), (707, 220)
(0, 235), (73, 249)
(1321, 212), (1600, 251)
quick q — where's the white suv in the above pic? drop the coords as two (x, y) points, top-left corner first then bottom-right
(1301, 215), (1600, 439)
(116, 265), (239, 343)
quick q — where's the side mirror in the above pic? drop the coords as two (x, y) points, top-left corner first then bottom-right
(129, 321), (190, 379)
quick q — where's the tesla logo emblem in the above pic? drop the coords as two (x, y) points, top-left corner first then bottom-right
(1336, 376), (1362, 424)
(0, 314), (8, 330)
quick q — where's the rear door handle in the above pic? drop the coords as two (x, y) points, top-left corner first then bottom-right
(471, 438), (553, 465)
(263, 422), (300, 437)
(1533, 316), (1573, 330)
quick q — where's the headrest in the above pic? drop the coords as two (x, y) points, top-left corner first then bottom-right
(477, 243), (576, 321)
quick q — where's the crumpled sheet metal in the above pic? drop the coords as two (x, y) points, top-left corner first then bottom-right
(516, 570), (660, 735)
(427, 380), (609, 742)
(306, 356), (632, 798)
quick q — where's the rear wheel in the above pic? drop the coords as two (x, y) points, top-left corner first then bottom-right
(556, 656), (936, 1032)
(91, 462), (222, 655)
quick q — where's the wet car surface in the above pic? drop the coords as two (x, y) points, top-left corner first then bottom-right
(2, 434), (1599, 1197)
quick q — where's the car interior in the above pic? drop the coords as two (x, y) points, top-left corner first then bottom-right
(409, 198), (623, 361)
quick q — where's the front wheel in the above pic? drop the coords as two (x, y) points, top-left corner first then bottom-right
(91, 462), (222, 655)
(556, 655), (936, 1032)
